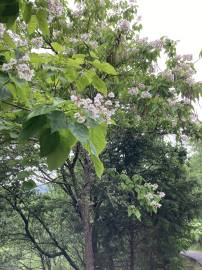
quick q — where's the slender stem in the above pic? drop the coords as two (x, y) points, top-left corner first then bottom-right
(1, 100), (31, 111)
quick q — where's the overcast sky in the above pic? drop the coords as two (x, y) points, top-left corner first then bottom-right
(137, 0), (202, 118)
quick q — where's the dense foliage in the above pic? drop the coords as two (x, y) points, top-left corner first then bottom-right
(1, 0), (202, 269)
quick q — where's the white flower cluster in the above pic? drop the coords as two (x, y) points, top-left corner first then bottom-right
(17, 64), (35, 81)
(144, 183), (165, 209)
(72, 4), (84, 17)
(190, 113), (198, 123)
(128, 84), (152, 99)
(118, 19), (130, 32)
(0, 23), (5, 39)
(128, 87), (138, 95)
(2, 55), (34, 82)
(172, 56), (195, 86)
(79, 33), (98, 49)
(31, 37), (43, 48)
(71, 92), (119, 124)
(80, 33), (90, 42)
(149, 39), (164, 49)
(159, 70), (175, 81)
(167, 87), (180, 106)
(177, 54), (193, 62)
(98, 0), (105, 6)
(182, 97), (191, 105)
(7, 30), (27, 47)
(136, 36), (149, 46)
(48, 0), (63, 17)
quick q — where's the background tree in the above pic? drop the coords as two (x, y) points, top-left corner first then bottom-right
(1, 0), (202, 269)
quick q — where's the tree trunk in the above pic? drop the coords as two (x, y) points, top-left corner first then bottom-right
(129, 221), (135, 270)
(81, 151), (95, 270)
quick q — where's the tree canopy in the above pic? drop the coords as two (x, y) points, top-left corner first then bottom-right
(0, 0), (202, 269)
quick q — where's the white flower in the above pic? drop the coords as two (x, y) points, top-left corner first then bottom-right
(191, 113), (198, 122)
(152, 184), (158, 190)
(71, 92), (118, 124)
(70, 95), (78, 102)
(77, 116), (86, 123)
(31, 37), (43, 48)
(74, 112), (86, 123)
(99, 0), (105, 6)
(70, 38), (78, 44)
(2, 63), (12, 72)
(16, 64), (34, 81)
(9, 58), (17, 66)
(169, 87), (176, 92)
(105, 100), (112, 106)
(158, 192), (165, 198)
(128, 87), (138, 95)
(186, 77), (194, 86)
(150, 39), (164, 49)
(48, 0), (63, 17)
(72, 4), (84, 17)
(20, 54), (30, 62)
(141, 91), (152, 99)
(94, 93), (103, 102)
(151, 202), (161, 208)
(136, 37), (148, 45)
(0, 23), (5, 39)
(118, 19), (130, 32)
(7, 30), (28, 47)
(182, 54), (193, 61)
(183, 97), (191, 105)
(115, 101), (120, 108)
(53, 30), (61, 38)
(80, 33), (90, 42)
(88, 41), (98, 49)
(138, 83), (145, 89)
(108, 92), (115, 98)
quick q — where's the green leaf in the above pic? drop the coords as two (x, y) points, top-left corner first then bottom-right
(27, 15), (38, 35)
(23, 2), (33, 24)
(47, 129), (76, 170)
(66, 58), (84, 68)
(0, 71), (9, 86)
(47, 110), (67, 133)
(51, 42), (65, 53)
(39, 129), (60, 157)
(72, 54), (86, 59)
(36, 8), (49, 36)
(65, 69), (78, 83)
(9, 75), (30, 102)
(76, 74), (90, 92)
(89, 51), (99, 59)
(128, 206), (141, 220)
(92, 60), (118, 75)
(92, 74), (107, 95)
(91, 154), (104, 178)
(3, 32), (16, 48)
(68, 121), (89, 144)
(84, 69), (96, 83)
(27, 105), (56, 120)
(30, 53), (56, 64)
(20, 115), (48, 140)
(0, 0), (19, 24)
(22, 180), (37, 190)
(0, 86), (13, 101)
(89, 123), (107, 155)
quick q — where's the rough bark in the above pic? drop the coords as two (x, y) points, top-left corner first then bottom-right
(129, 221), (135, 270)
(81, 151), (95, 270)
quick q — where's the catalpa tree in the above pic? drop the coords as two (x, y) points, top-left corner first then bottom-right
(0, 0), (202, 269)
